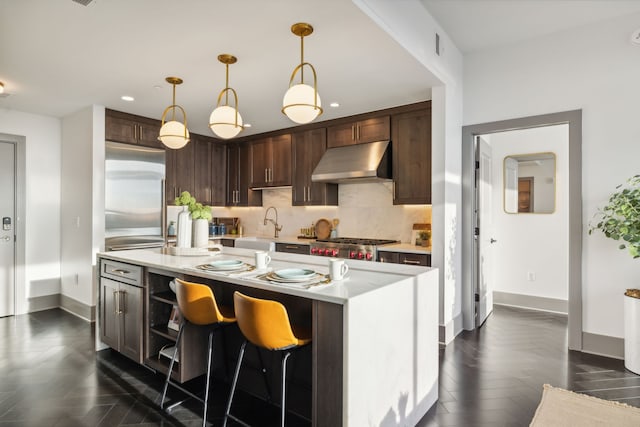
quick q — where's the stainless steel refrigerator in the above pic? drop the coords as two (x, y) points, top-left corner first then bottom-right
(105, 141), (165, 251)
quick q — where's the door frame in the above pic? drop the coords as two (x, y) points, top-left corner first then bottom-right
(461, 110), (583, 351)
(0, 133), (26, 316)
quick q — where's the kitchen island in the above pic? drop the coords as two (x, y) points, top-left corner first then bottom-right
(97, 247), (438, 426)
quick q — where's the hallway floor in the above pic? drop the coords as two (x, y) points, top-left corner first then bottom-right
(418, 305), (640, 426)
(0, 306), (637, 426)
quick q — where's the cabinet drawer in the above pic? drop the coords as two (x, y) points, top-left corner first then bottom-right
(101, 260), (143, 286)
(377, 251), (399, 263)
(275, 242), (310, 255)
(398, 253), (430, 266)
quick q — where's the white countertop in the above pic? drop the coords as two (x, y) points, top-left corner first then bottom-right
(98, 247), (433, 305)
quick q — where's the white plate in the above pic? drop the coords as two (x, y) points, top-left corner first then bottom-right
(267, 271), (320, 283)
(274, 268), (316, 280)
(208, 259), (245, 270)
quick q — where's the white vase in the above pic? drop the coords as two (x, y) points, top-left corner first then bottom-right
(193, 218), (209, 248)
(176, 206), (192, 248)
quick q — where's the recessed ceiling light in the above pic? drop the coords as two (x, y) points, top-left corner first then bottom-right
(244, 123), (252, 128)
(632, 28), (640, 45)
(121, 95), (134, 102)
(330, 102), (340, 108)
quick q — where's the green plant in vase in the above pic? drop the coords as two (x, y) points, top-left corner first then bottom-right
(589, 175), (640, 258)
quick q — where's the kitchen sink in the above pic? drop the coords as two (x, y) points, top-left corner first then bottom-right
(233, 237), (276, 251)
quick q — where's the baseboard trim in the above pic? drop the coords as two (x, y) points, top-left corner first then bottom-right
(494, 291), (568, 314)
(60, 295), (95, 322)
(582, 332), (624, 360)
(27, 294), (61, 313)
(439, 312), (464, 345)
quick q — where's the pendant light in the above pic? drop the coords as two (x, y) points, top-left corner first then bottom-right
(158, 77), (190, 149)
(209, 54), (244, 139)
(282, 22), (323, 124)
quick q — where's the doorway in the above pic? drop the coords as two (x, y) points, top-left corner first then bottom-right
(461, 110), (583, 350)
(0, 141), (16, 317)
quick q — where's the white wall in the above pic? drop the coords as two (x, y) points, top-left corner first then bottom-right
(0, 110), (61, 314)
(354, 0), (464, 341)
(487, 125), (569, 302)
(61, 105), (104, 311)
(464, 12), (640, 339)
(168, 184), (431, 243)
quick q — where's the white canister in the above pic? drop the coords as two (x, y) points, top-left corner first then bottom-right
(192, 218), (209, 248)
(176, 206), (192, 248)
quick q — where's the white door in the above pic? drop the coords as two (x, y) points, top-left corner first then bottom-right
(0, 141), (15, 317)
(476, 136), (495, 327)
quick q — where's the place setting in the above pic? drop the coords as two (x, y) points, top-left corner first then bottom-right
(252, 257), (349, 289)
(193, 258), (256, 276)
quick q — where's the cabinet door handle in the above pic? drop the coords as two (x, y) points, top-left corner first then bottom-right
(133, 124), (137, 140)
(113, 290), (119, 314)
(112, 268), (130, 276)
(120, 290), (126, 314)
(351, 125), (355, 141)
(357, 124), (360, 141)
(402, 259), (422, 265)
(139, 125), (143, 141)
(284, 245), (299, 250)
(265, 168), (268, 183)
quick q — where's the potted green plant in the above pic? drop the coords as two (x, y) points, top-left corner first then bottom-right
(589, 175), (640, 258)
(589, 175), (640, 374)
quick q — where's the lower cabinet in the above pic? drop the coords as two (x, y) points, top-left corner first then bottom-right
(275, 242), (310, 255)
(377, 250), (431, 266)
(100, 261), (144, 364)
(145, 271), (209, 383)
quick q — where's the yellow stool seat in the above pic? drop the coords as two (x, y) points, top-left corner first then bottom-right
(161, 279), (235, 427)
(224, 291), (311, 427)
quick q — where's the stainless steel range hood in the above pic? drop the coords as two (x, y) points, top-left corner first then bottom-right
(311, 140), (392, 183)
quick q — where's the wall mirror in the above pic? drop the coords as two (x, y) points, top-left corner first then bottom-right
(503, 152), (556, 214)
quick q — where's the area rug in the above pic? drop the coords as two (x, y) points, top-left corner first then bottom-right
(530, 384), (640, 426)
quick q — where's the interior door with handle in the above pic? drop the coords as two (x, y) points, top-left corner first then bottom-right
(475, 136), (495, 327)
(0, 141), (16, 317)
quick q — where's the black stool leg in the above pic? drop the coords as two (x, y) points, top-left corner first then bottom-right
(223, 340), (247, 427)
(280, 351), (292, 427)
(257, 347), (273, 402)
(160, 323), (184, 409)
(202, 329), (215, 427)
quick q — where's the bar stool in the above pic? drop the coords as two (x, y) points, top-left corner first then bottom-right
(223, 291), (311, 427)
(160, 278), (236, 427)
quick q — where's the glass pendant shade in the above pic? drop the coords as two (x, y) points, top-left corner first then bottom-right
(282, 83), (322, 124)
(158, 77), (190, 150)
(210, 105), (243, 139)
(159, 120), (190, 149)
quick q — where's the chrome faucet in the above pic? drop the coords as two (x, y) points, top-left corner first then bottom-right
(263, 206), (283, 238)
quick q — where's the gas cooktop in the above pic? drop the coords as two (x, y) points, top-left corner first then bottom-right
(310, 237), (399, 261)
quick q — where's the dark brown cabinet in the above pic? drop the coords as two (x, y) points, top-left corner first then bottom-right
(291, 128), (338, 206)
(99, 260), (144, 364)
(105, 109), (163, 148)
(392, 108), (432, 205)
(145, 271), (209, 383)
(227, 143), (262, 206)
(165, 140), (195, 203)
(193, 135), (227, 206)
(250, 134), (292, 188)
(377, 250), (431, 266)
(327, 116), (390, 148)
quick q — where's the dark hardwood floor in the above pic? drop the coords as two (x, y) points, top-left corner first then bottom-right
(0, 305), (637, 426)
(418, 305), (640, 427)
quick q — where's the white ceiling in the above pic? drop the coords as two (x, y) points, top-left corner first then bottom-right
(421, 0), (640, 53)
(0, 0), (438, 137)
(3, 1), (640, 138)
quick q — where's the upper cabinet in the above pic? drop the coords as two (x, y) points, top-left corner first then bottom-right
(392, 108), (432, 205)
(292, 128), (338, 206)
(192, 134), (227, 206)
(327, 116), (390, 148)
(105, 109), (163, 148)
(250, 134), (292, 188)
(165, 139), (195, 204)
(227, 143), (262, 207)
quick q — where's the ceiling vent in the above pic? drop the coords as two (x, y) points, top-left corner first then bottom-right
(72, 0), (94, 5)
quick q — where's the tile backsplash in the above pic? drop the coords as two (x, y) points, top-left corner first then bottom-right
(168, 182), (430, 244)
